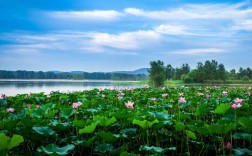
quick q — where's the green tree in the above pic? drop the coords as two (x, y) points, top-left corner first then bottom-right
(148, 60), (166, 87)
(217, 63), (227, 81)
(165, 64), (175, 80)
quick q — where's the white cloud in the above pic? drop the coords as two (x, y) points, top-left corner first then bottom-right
(232, 20), (252, 31)
(0, 30), (161, 56)
(124, 2), (252, 20)
(172, 48), (225, 55)
(49, 10), (122, 21)
(91, 30), (161, 49)
(154, 24), (189, 35)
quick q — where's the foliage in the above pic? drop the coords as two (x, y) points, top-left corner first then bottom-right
(0, 86), (252, 155)
(148, 60), (166, 87)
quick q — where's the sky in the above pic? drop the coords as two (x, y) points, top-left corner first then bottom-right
(0, 0), (251, 72)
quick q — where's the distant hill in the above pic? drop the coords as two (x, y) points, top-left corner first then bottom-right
(112, 68), (149, 75)
(48, 68), (149, 75)
(48, 70), (62, 74)
(70, 71), (85, 74)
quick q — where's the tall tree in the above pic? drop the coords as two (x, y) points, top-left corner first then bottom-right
(165, 64), (175, 80)
(217, 63), (227, 81)
(148, 60), (166, 87)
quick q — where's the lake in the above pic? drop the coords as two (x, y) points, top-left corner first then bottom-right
(0, 79), (144, 96)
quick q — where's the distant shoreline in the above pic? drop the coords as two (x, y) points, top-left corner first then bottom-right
(0, 79), (140, 83)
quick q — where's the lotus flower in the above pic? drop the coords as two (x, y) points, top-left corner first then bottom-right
(7, 108), (15, 112)
(36, 105), (40, 108)
(246, 92), (251, 96)
(226, 142), (231, 149)
(72, 102), (82, 109)
(1, 94), (7, 99)
(178, 97), (186, 103)
(206, 94), (210, 99)
(102, 94), (106, 98)
(231, 98), (243, 109)
(150, 97), (156, 102)
(222, 91), (228, 96)
(125, 101), (134, 109)
(162, 93), (168, 98)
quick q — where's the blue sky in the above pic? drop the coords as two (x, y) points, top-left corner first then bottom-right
(0, 0), (251, 72)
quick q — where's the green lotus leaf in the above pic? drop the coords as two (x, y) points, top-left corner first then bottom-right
(79, 122), (99, 134)
(140, 145), (174, 154)
(82, 137), (96, 147)
(37, 144), (75, 155)
(185, 130), (197, 139)
(132, 119), (159, 129)
(120, 128), (137, 136)
(0, 133), (24, 151)
(97, 131), (118, 143)
(148, 111), (170, 120)
(60, 107), (74, 119)
(44, 109), (58, 118)
(120, 151), (139, 156)
(207, 123), (236, 134)
(233, 133), (252, 141)
(0, 120), (19, 131)
(94, 143), (113, 154)
(32, 126), (55, 136)
(73, 120), (85, 128)
(214, 103), (230, 115)
(94, 115), (117, 127)
(233, 148), (252, 156)
(238, 117), (252, 133)
(174, 121), (186, 131)
(111, 146), (125, 156)
(31, 108), (44, 118)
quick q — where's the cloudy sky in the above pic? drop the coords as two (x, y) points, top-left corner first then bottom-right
(0, 0), (251, 72)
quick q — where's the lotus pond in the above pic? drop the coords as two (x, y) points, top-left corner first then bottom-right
(0, 86), (252, 156)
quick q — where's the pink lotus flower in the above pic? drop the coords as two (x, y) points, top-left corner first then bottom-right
(178, 97), (186, 103)
(226, 142), (231, 149)
(125, 101), (134, 109)
(36, 105), (40, 108)
(27, 104), (31, 109)
(72, 102), (82, 109)
(206, 94), (210, 99)
(7, 108), (15, 112)
(246, 92), (251, 96)
(234, 98), (243, 105)
(231, 98), (243, 109)
(162, 93), (168, 98)
(1, 94), (7, 99)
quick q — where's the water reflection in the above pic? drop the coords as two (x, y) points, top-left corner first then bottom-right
(0, 80), (143, 96)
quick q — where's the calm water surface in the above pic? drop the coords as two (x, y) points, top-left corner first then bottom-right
(0, 79), (144, 96)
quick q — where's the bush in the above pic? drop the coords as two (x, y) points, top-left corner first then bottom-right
(242, 76), (250, 81)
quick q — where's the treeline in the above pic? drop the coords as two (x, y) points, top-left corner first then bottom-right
(111, 73), (146, 81)
(0, 70), (147, 81)
(150, 60), (252, 84)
